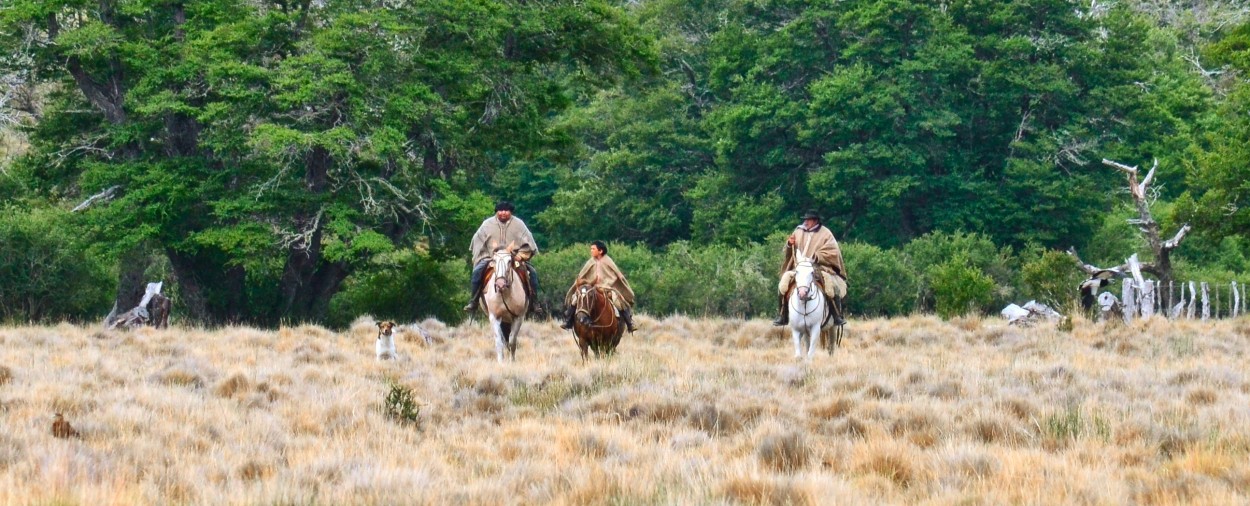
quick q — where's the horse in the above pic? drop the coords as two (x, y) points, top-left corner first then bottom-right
(788, 252), (842, 359)
(570, 284), (624, 362)
(482, 247), (529, 362)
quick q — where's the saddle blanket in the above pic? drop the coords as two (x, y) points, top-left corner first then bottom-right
(778, 270), (847, 299)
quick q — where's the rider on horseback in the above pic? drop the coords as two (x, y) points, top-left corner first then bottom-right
(464, 201), (543, 315)
(773, 210), (847, 327)
(560, 240), (638, 333)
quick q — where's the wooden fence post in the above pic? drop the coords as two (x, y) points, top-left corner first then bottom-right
(1122, 280), (1136, 323)
(1201, 282), (1210, 321)
(1232, 281), (1241, 318)
(1187, 281), (1197, 319)
(1140, 280), (1156, 319)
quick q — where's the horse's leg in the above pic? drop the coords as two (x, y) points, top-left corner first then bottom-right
(790, 325), (804, 359)
(806, 320), (821, 359)
(507, 318), (521, 361)
(493, 317), (508, 363)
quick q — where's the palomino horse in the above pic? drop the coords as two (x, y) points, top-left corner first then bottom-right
(570, 284), (624, 362)
(483, 248), (529, 362)
(788, 252), (841, 359)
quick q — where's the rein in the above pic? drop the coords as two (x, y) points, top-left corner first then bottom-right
(574, 287), (617, 329)
(492, 254), (525, 319)
(789, 259), (824, 320)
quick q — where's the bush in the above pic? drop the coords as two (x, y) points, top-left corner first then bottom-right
(1017, 247), (1085, 308)
(905, 231), (1014, 311)
(929, 256), (995, 319)
(383, 381), (421, 426)
(534, 238), (778, 318)
(0, 206), (112, 322)
(327, 248), (466, 327)
(841, 242), (918, 317)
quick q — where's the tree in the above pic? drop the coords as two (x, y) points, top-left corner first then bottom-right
(0, 0), (653, 324)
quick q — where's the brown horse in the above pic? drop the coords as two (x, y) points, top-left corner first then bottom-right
(570, 284), (624, 362)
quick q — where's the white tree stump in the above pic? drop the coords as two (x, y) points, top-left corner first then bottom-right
(1201, 282), (1210, 321)
(1140, 280), (1156, 320)
(1122, 280), (1136, 323)
(1232, 281), (1240, 318)
(1187, 281), (1197, 319)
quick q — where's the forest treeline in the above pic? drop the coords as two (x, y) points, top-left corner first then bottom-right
(1, 0), (1247, 325)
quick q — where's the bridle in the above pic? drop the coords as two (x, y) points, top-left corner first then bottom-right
(491, 250), (524, 318)
(789, 260), (823, 319)
(573, 285), (616, 329)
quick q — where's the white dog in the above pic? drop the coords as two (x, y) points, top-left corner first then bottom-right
(375, 321), (398, 360)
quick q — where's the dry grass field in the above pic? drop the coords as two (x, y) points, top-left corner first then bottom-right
(1, 314), (1249, 505)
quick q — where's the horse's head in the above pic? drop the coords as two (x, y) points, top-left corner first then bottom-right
(491, 246), (515, 291)
(793, 253), (816, 302)
(574, 285), (594, 326)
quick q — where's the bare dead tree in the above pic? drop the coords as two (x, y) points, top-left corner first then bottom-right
(1068, 158), (1192, 319)
(1100, 158), (1190, 288)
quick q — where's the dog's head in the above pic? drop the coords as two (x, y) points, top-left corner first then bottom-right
(376, 321), (396, 338)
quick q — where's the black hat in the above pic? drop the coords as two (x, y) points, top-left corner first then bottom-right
(801, 210), (821, 221)
(495, 201), (515, 212)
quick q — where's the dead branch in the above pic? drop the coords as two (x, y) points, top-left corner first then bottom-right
(71, 185), (120, 212)
(1066, 246), (1127, 277)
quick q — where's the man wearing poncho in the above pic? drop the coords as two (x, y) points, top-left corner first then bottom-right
(464, 201), (542, 315)
(560, 241), (637, 332)
(773, 210), (847, 326)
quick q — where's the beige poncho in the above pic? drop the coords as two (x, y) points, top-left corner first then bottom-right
(470, 216), (538, 265)
(780, 224), (846, 280)
(565, 255), (636, 308)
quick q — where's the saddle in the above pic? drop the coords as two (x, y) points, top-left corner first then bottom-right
(575, 285), (622, 316)
(784, 280), (842, 328)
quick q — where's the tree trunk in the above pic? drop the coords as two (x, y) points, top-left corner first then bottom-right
(105, 246), (152, 325)
(164, 248), (212, 323)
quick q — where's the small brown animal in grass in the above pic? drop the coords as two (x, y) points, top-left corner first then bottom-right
(52, 413), (80, 439)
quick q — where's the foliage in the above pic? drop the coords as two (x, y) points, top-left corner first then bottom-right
(534, 239), (777, 318)
(841, 242), (918, 317)
(1018, 247), (1087, 309)
(383, 381), (421, 427)
(929, 255), (996, 319)
(0, 206), (112, 322)
(326, 247), (466, 328)
(0, 0), (654, 325)
(904, 231), (1015, 310)
(0, 1), (1246, 324)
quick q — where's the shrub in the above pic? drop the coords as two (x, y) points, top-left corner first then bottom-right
(929, 256), (995, 319)
(1017, 247), (1085, 308)
(842, 242), (918, 316)
(384, 381), (421, 426)
(327, 248), (466, 327)
(905, 231), (1014, 311)
(534, 239), (777, 318)
(0, 206), (112, 322)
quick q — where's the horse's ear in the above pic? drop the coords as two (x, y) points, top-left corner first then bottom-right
(506, 240), (517, 253)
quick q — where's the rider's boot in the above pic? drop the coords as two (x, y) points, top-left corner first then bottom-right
(463, 261), (487, 312)
(463, 284), (483, 312)
(559, 305), (576, 330)
(831, 295), (847, 326)
(621, 307), (638, 333)
(772, 293), (789, 326)
(526, 264), (545, 317)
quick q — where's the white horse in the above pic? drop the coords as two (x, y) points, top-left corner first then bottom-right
(483, 247), (528, 362)
(788, 252), (833, 360)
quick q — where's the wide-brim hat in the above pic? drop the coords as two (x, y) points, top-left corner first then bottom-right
(801, 210), (821, 221)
